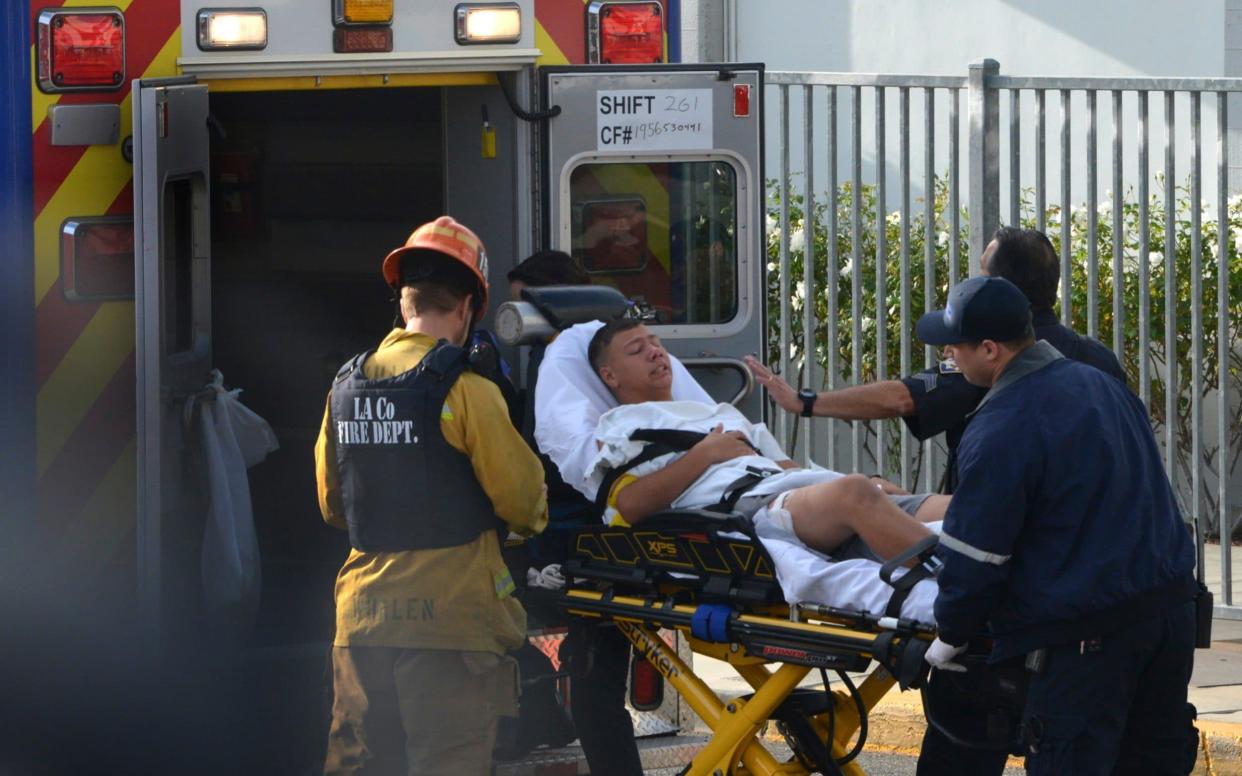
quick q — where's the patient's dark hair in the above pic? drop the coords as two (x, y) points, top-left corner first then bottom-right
(587, 318), (642, 376)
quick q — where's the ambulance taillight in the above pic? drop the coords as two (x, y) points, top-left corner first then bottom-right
(61, 217), (135, 302)
(454, 3), (522, 45)
(628, 652), (665, 711)
(37, 9), (125, 93)
(588, 1), (664, 65)
(196, 9), (268, 51)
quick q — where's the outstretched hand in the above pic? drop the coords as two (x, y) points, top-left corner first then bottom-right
(743, 355), (803, 414)
(692, 424), (755, 465)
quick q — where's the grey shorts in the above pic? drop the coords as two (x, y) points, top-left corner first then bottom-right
(833, 493), (933, 562)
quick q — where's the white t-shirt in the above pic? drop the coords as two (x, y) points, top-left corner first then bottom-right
(587, 400), (843, 523)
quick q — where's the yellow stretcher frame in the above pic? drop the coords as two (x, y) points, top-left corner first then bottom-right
(563, 588), (930, 776)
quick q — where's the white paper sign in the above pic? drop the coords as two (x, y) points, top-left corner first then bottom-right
(596, 89), (713, 152)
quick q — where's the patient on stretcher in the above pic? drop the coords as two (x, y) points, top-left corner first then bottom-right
(585, 319), (947, 564)
(533, 317), (944, 623)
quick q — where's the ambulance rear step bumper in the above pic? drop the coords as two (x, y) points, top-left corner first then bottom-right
(496, 733), (710, 775)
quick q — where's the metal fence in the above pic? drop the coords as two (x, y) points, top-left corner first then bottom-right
(762, 62), (1240, 617)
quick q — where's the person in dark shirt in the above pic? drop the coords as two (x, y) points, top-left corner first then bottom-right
(745, 226), (1126, 495)
(920, 276), (1197, 776)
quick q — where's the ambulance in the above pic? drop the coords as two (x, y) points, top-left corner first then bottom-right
(1, 1), (765, 770)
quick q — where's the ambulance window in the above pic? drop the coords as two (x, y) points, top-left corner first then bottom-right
(163, 177), (195, 354)
(569, 160), (738, 325)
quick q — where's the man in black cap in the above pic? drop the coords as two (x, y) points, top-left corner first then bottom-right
(920, 276), (1198, 775)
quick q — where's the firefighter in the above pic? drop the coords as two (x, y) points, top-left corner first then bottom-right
(315, 216), (548, 776)
(919, 276), (1198, 775)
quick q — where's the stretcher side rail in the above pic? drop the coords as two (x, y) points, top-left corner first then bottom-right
(565, 508), (784, 607)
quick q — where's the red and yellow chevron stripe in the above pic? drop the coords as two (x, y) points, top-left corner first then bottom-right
(30, 0), (181, 581)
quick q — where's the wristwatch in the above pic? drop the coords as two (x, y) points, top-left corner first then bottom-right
(798, 388), (817, 418)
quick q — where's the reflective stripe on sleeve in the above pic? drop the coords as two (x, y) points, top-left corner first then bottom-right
(939, 532), (1012, 566)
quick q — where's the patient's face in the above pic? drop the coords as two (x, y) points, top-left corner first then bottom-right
(598, 324), (673, 403)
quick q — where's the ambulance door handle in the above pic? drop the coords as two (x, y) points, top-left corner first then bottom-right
(681, 356), (753, 407)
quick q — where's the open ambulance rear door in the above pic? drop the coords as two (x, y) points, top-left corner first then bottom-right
(132, 76), (212, 645)
(542, 64), (765, 418)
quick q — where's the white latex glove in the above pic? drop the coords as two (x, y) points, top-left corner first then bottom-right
(526, 564), (566, 590)
(924, 637), (968, 672)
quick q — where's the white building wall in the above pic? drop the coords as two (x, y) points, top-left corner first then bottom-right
(720, 1), (1234, 212)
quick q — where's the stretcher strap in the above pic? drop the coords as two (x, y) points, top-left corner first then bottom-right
(880, 534), (942, 619)
(690, 603), (734, 643)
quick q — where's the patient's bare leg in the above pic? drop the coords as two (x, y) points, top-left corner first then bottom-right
(780, 474), (933, 561)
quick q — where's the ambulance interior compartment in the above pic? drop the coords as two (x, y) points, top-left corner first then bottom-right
(205, 84), (521, 650)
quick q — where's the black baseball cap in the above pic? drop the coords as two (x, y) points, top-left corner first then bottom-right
(916, 276), (1033, 345)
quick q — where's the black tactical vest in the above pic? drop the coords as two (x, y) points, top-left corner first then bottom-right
(330, 342), (502, 552)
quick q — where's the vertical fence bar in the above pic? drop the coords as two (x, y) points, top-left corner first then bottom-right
(951, 89), (961, 284)
(899, 86), (912, 489)
(1138, 91), (1151, 411)
(851, 86), (864, 471)
(1163, 90), (1176, 478)
(1190, 92), (1205, 582)
(1009, 89), (1020, 225)
(778, 84), (792, 446)
(827, 86), (840, 471)
(1087, 90), (1099, 338)
(924, 87), (937, 493)
(968, 59), (1000, 262)
(1217, 91), (1232, 605)
(1037, 90), (1047, 234)
(1060, 89), (1072, 326)
(1112, 90), (1125, 365)
(875, 86), (888, 477)
(802, 85), (817, 465)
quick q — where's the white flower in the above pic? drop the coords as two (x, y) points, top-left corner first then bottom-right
(886, 210), (902, 225)
(861, 315), (875, 332)
(839, 259), (853, 277)
(790, 227), (806, 254)
(937, 230), (950, 246)
(1229, 193), (1242, 210)
(794, 281), (806, 300)
(765, 212), (777, 232)
(1233, 228), (1242, 257)
(1105, 189), (1114, 201)
(1148, 251), (1164, 268)
(1097, 200), (1112, 216)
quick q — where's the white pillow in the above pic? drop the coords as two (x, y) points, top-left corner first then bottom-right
(533, 321), (712, 501)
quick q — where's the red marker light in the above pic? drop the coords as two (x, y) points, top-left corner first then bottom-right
(333, 26), (394, 53)
(733, 84), (751, 118)
(61, 217), (135, 301)
(628, 654), (664, 711)
(38, 10), (126, 93)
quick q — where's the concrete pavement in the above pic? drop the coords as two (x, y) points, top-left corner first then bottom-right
(692, 613), (1242, 774)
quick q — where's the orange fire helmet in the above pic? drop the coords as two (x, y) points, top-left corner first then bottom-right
(381, 216), (490, 311)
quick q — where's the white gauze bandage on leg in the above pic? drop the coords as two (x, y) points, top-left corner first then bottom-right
(763, 490), (796, 535)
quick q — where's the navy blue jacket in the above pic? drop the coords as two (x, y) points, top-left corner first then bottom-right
(933, 341), (1195, 660)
